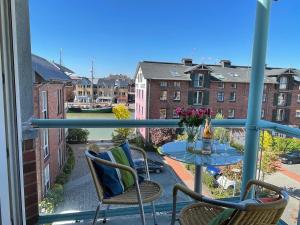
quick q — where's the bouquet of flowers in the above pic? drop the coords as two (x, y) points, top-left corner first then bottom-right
(175, 107), (211, 142)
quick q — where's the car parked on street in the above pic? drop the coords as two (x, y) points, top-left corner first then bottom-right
(279, 151), (300, 164)
(133, 158), (164, 174)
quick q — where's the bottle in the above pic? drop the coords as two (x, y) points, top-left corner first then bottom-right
(202, 119), (213, 154)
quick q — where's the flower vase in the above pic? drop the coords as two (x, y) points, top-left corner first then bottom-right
(185, 126), (201, 153)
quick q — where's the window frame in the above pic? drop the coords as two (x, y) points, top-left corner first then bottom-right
(41, 91), (48, 118)
(229, 91), (236, 102)
(43, 129), (49, 159)
(174, 81), (180, 87)
(44, 164), (50, 193)
(194, 74), (204, 87)
(228, 109), (235, 118)
(296, 110), (300, 118)
(279, 76), (288, 90)
(217, 91), (224, 102)
(193, 91), (203, 105)
(174, 90), (181, 101)
(276, 109), (285, 121)
(160, 90), (167, 101)
(159, 108), (167, 119)
(160, 81), (167, 87)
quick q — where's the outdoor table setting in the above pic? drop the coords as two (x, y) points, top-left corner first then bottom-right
(161, 107), (243, 194)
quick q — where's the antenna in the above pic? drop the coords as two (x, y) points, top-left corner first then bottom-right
(59, 48), (63, 65)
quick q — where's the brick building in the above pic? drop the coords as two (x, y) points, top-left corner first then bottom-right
(32, 54), (70, 202)
(135, 58), (300, 141)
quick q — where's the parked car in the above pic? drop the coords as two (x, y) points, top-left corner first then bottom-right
(133, 158), (164, 174)
(280, 151), (300, 164)
(206, 165), (222, 179)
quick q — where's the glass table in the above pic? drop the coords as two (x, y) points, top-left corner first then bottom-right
(161, 140), (243, 194)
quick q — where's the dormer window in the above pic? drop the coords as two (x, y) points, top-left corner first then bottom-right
(279, 77), (288, 90)
(194, 74), (204, 87)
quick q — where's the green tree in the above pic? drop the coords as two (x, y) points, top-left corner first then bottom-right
(112, 104), (133, 140)
(67, 128), (89, 143)
(213, 113), (230, 142)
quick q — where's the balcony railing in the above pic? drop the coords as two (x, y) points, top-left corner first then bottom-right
(31, 118), (298, 225)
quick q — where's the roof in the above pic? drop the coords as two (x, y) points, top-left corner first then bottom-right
(138, 61), (191, 80)
(32, 54), (71, 82)
(97, 77), (131, 88)
(54, 63), (75, 74)
(137, 60), (300, 83)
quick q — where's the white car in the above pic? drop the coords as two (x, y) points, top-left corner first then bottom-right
(216, 175), (236, 190)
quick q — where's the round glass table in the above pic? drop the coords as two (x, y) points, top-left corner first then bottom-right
(161, 140), (243, 194)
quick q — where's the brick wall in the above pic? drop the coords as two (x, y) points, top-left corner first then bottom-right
(33, 82), (67, 201)
(23, 139), (39, 225)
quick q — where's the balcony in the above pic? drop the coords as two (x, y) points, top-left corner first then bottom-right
(31, 118), (299, 225)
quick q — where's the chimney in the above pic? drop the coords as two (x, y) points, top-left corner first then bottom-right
(182, 58), (193, 66)
(220, 59), (231, 67)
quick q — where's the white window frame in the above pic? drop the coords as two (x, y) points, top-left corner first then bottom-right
(174, 81), (180, 87)
(217, 92), (224, 102)
(174, 91), (181, 101)
(263, 93), (267, 102)
(42, 91), (48, 118)
(194, 74), (204, 87)
(218, 82), (224, 88)
(193, 91), (203, 105)
(279, 77), (287, 90)
(160, 90), (167, 101)
(297, 94), (300, 103)
(228, 109), (235, 118)
(231, 83), (237, 89)
(44, 164), (50, 193)
(160, 81), (167, 87)
(261, 109), (265, 118)
(296, 110), (300, 118)
(159, 109), (167, 119)
(229, 91), (236, 101)
(276, 109), (285, 121)
(173, 109), (179, 118)
(277, 93), (286, 106)
(43, 129), (49, 158)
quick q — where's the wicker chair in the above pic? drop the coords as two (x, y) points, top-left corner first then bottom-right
(85, 145), (162, 225)
(171, 180), (289, 225)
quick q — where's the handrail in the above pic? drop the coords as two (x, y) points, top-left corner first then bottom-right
(31, 118), (246, 128)
(31, 118), (300, 139)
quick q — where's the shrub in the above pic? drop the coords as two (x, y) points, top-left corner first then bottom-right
(150, 128), (176, 146)
(67, 128), (89, 143)
(55, 145), (75, 185)
(39, 184), (64, 214)
(112, 104), (134, 140)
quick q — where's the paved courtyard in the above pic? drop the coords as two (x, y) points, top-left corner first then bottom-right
(56, 142), (190, 213)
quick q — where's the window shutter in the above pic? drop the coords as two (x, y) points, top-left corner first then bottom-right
(203, 90), (209, 105)
(272, 109), (276, 121)
(204, 75), (210, 88)
(288, 77), (294, 90)
(188, 91), (193, 105)
(274, 83), (279, 90)
(285, 109), (290, 123)
(189, 74), (194, 87)
(273, 93), (278, 106)
(286, 93), (292, 106)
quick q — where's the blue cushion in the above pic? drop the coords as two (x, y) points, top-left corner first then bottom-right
(119, 140), (135, 168)
(88, 150), (124, 198)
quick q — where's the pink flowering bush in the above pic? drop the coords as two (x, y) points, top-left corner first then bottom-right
(175, 107), (212, 127)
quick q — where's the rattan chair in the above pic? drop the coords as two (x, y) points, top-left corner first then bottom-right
(171, 180), (289, 225)
(85, 145), (163, 225)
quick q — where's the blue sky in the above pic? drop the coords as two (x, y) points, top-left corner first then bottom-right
(29, 0), (300, 78)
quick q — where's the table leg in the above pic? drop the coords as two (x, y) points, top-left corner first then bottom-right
(194, 165), (202, 194)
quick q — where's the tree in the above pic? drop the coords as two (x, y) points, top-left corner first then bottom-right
(112, 104), (133, 140)
(67, 128), (89, 143)
(213, 113), (230, 142)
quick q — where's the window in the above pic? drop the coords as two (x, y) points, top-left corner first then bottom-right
(263, 93), (267, 102)
(173, 109), (179, 118)
(141, 106), (143, 115)
(277, 93), (286, 106)
(174, 91), (181, 101)
(228, 109), (235, 118)
(261, 109), (265, 118)
(279, 77), (288, 90)
(58, 147), (62, 168)
(160, 91), (167, 100)
(87, 91), (90, 95)
(217, 92), (224, 102)
(44, 164), (50, 193)
(217, 108), (223, 115)
(41, 91), (48, 118)
(229, 92), (236, 101)
(43, 129), (49, 158)
(78, 91), (82, 95)
(174, 82), (180, 87)
(296, 110), (300, 118)
(141, 90), (143, 99)
(160, 81), (167, 87)
(276, 109), (285, 121)
(159, 109), (167, 119)
(57, 89), (62, 114)
(231, 83), (237, 89)
(194, 74), (204, 87)
(193, 91), (203, 105)
(218, 82), (224, 88)
(297, 94), (300, 103)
